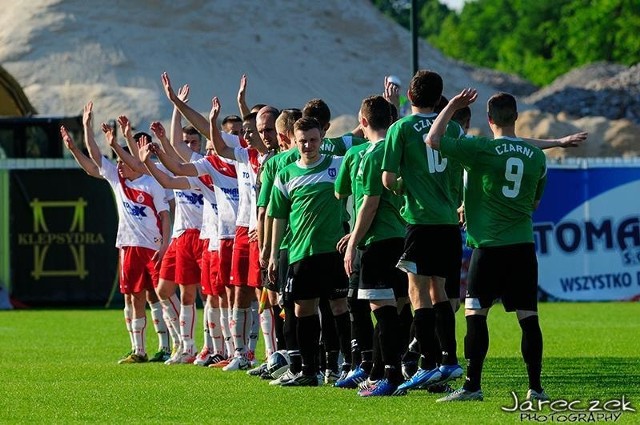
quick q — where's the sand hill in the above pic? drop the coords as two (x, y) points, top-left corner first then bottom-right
(2, 0), (638, 157)
(0, 0), (499, 133)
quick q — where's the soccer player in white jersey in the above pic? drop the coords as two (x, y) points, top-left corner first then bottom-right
(115, 101), (206, 365)
(74, 102), (174, 362)
(207, 98), (279, 373)
(161, 85), (234, 367)
(82, 112), (170, 364)
(153, 85), (242, 368)
(138, 135), (226, 365)
(194, 162), (227, 366)
(110, 114), (182, 362)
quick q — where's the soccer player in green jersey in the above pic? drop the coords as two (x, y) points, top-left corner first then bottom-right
(334, 138), (373, 386)
(381, 70), (465, 392)
(333, 100), (400, 389)
(302, 98), (365, 382)
(340, 95), (410, 396)
(257, 109), (306, 383)
(426, 89), (572, 402)
(268, 117), (349, 386)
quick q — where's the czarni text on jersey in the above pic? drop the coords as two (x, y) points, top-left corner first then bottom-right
(495, 143), (534, 158)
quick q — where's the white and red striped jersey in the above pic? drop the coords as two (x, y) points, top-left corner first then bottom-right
(233, 146), (261, 229)
(100, 160), (168, 251)
(192, 172), (219, 251)
(192, 153), (239, 239)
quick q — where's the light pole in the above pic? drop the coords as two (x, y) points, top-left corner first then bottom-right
(410, 0), (419, 75)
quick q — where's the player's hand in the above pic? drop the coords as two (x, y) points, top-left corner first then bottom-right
(147, 142), (161, 155)
(117, 115), (132, 140)
(138, 133), (151, 146)
(259, 246), (270, 269)
(152, 244), (168, 268)
(82, 101), (93, 127)
(336, 233), (350, 254)
(267, 255), (278, 285)
(383, 76), (400, 108)
(343, 244), (356, 277)
(558, 131), (588, 148)
(450, 88), (478, 109)
(161, 72), (177, 101)
(177, 84), (189, 103)
(101, 122), (116, 145)
(392, 176), (404, 196)
(138, 143), (152, 162)
(60, 126), (75, 151)
(209, 97), (221, 122)
(457, 204), (466, 229)
(150, 121), (166, 141)
(248, 229), (258, 243)
(237, 74), (247, 103)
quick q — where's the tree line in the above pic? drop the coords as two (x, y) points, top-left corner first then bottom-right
(372, 0), (640, 86)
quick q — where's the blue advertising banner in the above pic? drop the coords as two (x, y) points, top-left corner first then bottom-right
(533, 160), (640, 301)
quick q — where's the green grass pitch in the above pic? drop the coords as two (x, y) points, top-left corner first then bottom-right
(0, 303), (638, 424)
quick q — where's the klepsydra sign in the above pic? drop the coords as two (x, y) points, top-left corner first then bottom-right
(10, 169), (118, 306)
(533, 160), (640, 301)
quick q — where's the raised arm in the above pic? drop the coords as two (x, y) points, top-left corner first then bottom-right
(524, 132), (588, 150)
(111, 115), (146, 173)
(383, 76), (400, 111)
(168, 84), (196, 162)
(209, 97), (236, 160)
(237, 74), (250, 119)
(150, 120), (179, 163)
(139, 142), (190, 190)
(106, 121), (147, 173)
(161, 72), (209, 138)
(117, 115), (139, 158)
(154, 143), (198, 177)
(82, 101), (104, 168)
(426, 88), (478, 150)
(61, 125), (101, 178)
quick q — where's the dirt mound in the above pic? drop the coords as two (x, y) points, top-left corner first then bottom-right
(516, 110), (640, 159)
(458, 62), (539, 97)
(526, 62), (640, 125)
(0, 0), (498, 133)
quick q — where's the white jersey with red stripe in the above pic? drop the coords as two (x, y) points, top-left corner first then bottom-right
(171, 178), (205, 237)
(250, 152), (270, 231)
(191, 172), (219, 251)
(192, 153), (239, 239)
(233, 146), (261, 229)
(100, 160), (168, 250)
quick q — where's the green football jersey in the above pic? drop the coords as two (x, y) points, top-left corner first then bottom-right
(259, 134), (365, 209)
(322, 133), (367, 156)
(258, 148), (299, 209)
(440, 135), (547, 247)
(270, 154), (344, 264)
(356, 140), (406, 247)
(381, 113), (464, 225)
(335, 143), (370, 198)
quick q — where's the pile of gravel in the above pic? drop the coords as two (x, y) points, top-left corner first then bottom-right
(525, 62), (640, 124)
(458, 62), (539, 97)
